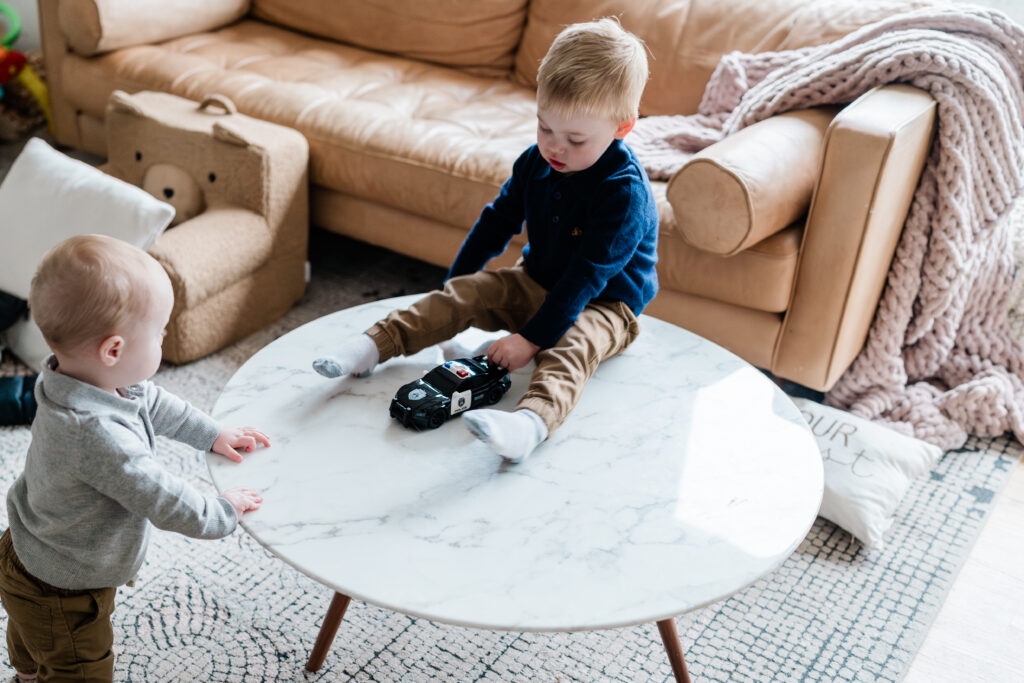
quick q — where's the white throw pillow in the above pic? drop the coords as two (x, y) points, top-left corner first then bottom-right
(0, 137), (175, 367)
(791, 397), (943, 549)
(1, 316), (50, 372)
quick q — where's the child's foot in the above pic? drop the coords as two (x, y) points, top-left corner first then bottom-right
(463, 409), (548, 462)
(313, 334), (379, 378)
(439, 335), (503, 361)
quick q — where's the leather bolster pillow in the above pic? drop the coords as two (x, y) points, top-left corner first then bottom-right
(666, 107), (837, 256)
(59, 0), (250, 56)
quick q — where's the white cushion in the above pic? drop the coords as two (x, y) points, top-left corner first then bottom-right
(0, 137), (174, 367)
(792, 397), (943, 549)
(1, 317), (50, 372)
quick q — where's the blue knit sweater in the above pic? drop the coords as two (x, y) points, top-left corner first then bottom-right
(448, 140), (659, 348)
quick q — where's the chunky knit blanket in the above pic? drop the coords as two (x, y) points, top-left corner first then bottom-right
(630, 7), (1024, 450)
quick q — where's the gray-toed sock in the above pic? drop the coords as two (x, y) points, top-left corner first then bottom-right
(312, 333), (380, 378)
(463, 408), (548, 462)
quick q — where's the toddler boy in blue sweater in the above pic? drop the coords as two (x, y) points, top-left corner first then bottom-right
(314, 18), (659, 462)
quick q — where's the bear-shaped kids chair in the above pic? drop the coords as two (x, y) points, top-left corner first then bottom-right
(103, 90), (309, 363)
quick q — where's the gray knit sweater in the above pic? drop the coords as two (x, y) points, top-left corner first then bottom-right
(6, 357), (238, 589)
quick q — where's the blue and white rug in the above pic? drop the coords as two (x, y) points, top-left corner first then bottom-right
(1, 235), (1020, 682)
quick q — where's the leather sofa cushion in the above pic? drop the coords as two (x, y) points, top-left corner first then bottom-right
(667, 108), (834, 256)
(58, 0), (250, 56)
(251, 0), (529, 78)
(513, 0), (936, 116)
(60, 20), (538, 229)
(644, 289), (783, 370)
(654, 185), (799, 312)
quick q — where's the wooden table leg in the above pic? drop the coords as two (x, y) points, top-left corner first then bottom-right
(656, 618), (692, 683)
(306, 592), (352, 672)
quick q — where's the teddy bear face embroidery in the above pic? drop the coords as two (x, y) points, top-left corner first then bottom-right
(140, 161), (205, 224)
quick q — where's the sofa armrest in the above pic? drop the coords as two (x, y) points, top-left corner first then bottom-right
(666, 107), (836, 256)
(772, 84), (936, 391)
(58, 0), (250, 56)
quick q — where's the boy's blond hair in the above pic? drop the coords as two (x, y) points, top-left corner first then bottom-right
(29, 234), (164, 354)
(536, 17), (649, 124)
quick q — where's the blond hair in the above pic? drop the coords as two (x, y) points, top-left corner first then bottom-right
(536, 17), (649, 124)
(29, 234), (163, 354)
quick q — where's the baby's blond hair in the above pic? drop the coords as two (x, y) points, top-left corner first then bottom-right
(536, 17), (649, 124)
(29, 234), (164, 354)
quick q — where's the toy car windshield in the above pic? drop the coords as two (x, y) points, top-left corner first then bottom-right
(422, 360), (479, 393)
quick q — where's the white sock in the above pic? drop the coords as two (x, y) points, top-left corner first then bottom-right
(462, 409), (548, 463)
(312, 334), (380, 378)
(439, 335), (503, 361)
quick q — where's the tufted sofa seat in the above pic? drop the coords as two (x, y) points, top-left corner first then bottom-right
(38, 0), (937, 389)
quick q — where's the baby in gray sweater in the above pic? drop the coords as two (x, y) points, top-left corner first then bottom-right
(0, 234), (268, 682)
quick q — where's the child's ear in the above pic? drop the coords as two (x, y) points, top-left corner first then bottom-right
(98, 335), (125, 367)
(615, 117), (637, 140)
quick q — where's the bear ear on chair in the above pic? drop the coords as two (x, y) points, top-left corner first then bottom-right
(213, 121), (259, 148)
(107, 90), (146, 117)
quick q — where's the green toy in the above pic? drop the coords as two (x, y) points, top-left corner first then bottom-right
(0, 2), (19, 48)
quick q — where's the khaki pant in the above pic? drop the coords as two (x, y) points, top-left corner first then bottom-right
(366, 266), (641, 434)
(0, 530), (116, 682)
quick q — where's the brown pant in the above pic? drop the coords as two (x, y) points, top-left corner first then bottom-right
(366, 266), (641, 434)
(0, 530), (116, 682)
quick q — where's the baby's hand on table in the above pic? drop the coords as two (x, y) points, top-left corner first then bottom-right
(487, 334), (540, 372)
(213, 426), (271, 463)
(222, 487), (263, 516)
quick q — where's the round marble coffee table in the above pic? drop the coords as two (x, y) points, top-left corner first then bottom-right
(208, 295), (823, 681)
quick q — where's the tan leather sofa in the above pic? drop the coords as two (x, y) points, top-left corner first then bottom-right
(38, 0), (937, 390)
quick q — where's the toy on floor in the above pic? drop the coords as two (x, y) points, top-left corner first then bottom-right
(0, 2), (18, 49)
(390, 356), (511, 430)
(0, 2), (51, 137)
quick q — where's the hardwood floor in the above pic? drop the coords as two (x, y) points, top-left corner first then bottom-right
(904, 458), (1024, 681)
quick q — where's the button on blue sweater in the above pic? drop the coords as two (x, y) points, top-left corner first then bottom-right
(448, 139), (659, 348)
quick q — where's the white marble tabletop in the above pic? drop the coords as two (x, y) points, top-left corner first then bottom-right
(208, 295), (823, 632)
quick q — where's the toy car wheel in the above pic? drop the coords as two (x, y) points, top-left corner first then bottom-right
(486, 387), (503, 405)
(427, 409), (446, 430)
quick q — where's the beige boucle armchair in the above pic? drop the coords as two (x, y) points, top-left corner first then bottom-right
(100, 90), (308, 363)
(39, 0), (937, 389)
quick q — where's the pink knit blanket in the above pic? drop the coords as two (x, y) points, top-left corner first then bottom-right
(630, 7), (1024, 450)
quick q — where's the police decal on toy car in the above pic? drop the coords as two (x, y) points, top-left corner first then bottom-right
(389, 356), (511, 430)
(451, 389), (472, 415)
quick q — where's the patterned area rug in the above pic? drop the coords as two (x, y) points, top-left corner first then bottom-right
(1, 232), (1022, 682)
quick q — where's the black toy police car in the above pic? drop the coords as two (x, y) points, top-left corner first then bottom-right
(390, 356), (511, 430)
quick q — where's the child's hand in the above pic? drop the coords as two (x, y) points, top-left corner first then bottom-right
(213, 426), (271, 463)
(222, 487), (263, 516)
(487, 334), (540, 372)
